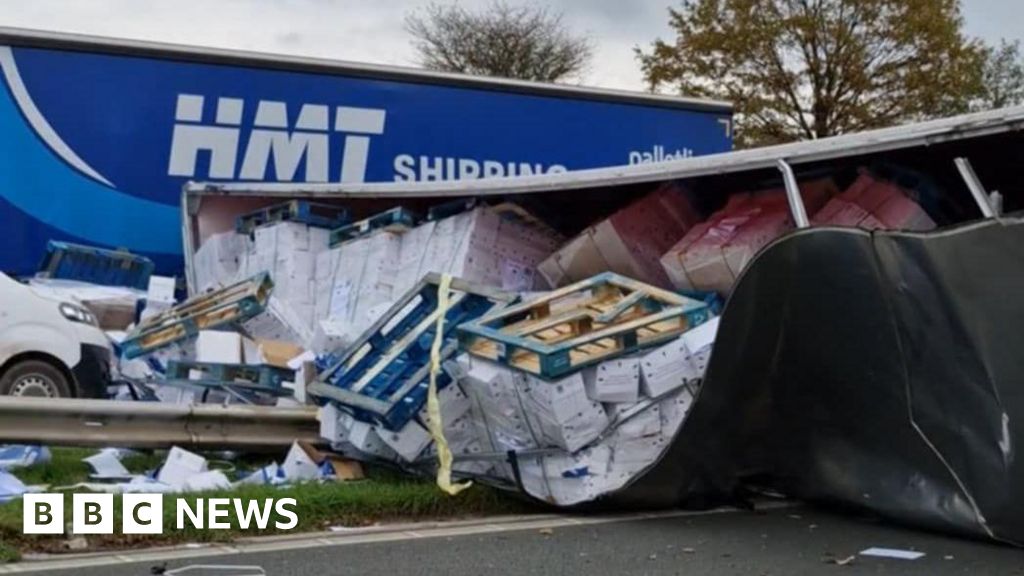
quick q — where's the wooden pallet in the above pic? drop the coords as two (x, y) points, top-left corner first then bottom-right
(328, 207), (418, 247)
(308, 273), (514, 430)
(457, 272), (711, 380)
(165, 360), (294, 395)
(236, 200), (351, 235)
(38, 241), (155, 290)
(121, 273), (273, 359)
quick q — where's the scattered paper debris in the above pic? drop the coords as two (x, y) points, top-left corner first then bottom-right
(833, 555), (856, 566)
(0, 470), (29, 503)
(83, 448), (132, 480)
(859, 547), (925, 560)
(0, 445), (51, 470)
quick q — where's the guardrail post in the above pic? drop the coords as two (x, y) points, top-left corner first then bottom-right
(776, 159), (809, 229)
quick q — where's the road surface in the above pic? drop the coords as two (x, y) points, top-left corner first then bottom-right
(11, 505), (1023, 576)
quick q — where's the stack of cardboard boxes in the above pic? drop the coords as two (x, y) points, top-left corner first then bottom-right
(313, 230), (403, 351)
(310, 206), (563, 352)
(248, 223), (331, 329)
(539, 184), (701, 289)
(192, 231), (249, 293)
(813, 170), (936, 231)
(660, 180), (836, 294)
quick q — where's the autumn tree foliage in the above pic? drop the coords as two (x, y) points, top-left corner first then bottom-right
(637, 0), (1019, 147)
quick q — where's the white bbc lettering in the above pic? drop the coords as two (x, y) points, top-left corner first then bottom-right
(122, 494), (163, 535)
(23, 494), (63, 534)
(23, 495), (300, 535)
(233, 498), (274, 530)
(208, 498), (232, 529)
(274, 498), (298, 530)
(168, 94), (386, 183)
(177, 498), (204, 529)
(72, 493), (114, 535)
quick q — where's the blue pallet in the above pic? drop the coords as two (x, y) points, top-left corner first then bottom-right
(38, 241), (154, 290)
(308, 274), (514, 431)
(165, 360), (295, 392)
(426, 198), (478, 221)
(121, 273), (273, 359)
(235, 200), (351, 234)
(329, 207), (418, 247)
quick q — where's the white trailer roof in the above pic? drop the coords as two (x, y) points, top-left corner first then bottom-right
(187, 104), (1024, 199)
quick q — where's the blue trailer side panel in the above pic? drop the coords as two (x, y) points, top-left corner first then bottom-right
(0, 44), (731, 275)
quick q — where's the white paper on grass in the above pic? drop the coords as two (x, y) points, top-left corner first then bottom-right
(53, 480), (168, 494)
(281, 442), (321, 481)
(156, 446), (209, 486)
(182, 470), (232, 492)
(236, 463), (281, 486)
(0, 445), (50, 470)
(83, 448), (132, 479)
(0, 470), (28, 502)
(859, 548), (925, 560)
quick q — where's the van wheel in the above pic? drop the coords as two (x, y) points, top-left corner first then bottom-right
(0, 360), (73, 398)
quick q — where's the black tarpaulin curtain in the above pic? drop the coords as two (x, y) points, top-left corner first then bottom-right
(602, 218), (1024, 545)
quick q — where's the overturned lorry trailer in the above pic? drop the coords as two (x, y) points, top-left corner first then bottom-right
(185, 105), (1024, 544)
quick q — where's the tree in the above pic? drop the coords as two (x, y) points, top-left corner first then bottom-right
(637, 0), (988, 147)
(977, 40), (1024, 110)
(405, 2), (592, 83)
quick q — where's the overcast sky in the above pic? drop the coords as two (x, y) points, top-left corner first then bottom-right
(0, 0), (1020, 91)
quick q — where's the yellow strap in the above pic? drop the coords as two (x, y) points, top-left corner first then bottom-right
(426, 274), (473, 495)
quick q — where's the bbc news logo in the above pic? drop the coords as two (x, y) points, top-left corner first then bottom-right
(23, 494), (298, 534)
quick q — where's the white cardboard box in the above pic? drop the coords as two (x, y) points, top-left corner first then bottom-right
(195, 330), (243, 364)
(147, 275), (177, 306)
(582, 358), (640, 403)
(377, 421), (432, 462)
(418, 382), (472, 428)
(319, 403), (353, 444)
(640, 338), (701, 397)
(346, 419), (396, 459)
(617, 404), (662, 438)
(242, 297), (314, 348)
(659, 385), (697, 434)
(280, 442), (322, 481)
(156, 447), (208, 487)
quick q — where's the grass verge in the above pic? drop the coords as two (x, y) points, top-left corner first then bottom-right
(0, 448), (535, 560)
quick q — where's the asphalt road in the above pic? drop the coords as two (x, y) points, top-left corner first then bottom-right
(23, 505), (1024, 576)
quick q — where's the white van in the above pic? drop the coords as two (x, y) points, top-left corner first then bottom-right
(0, 272), (112, 398)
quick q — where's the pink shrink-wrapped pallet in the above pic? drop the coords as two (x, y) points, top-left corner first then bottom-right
(538, 184), (700, 289)
(661, 178), (836, 294)
(812, 171), (935, 231)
